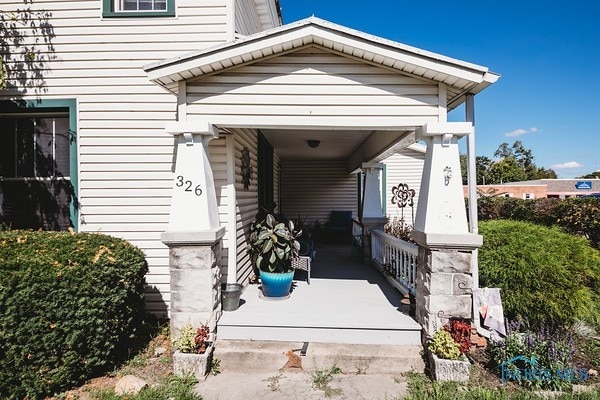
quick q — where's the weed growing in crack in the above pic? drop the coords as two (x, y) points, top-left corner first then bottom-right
(311, 365), (342, 397)
(264, 373), (283, 392)
(210, 358), (221, 376)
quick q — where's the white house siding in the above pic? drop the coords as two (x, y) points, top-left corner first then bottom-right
(382, 148), (425, 227)
(0, 0), (235, 314)
(185, 47), (440, 128)
(231, 128), (259, 285)
(235, 0), (262, 36)
(207, 135), (230, 279)
(280, 160), (358, 226)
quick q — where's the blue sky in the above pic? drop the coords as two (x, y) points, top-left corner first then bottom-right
(279, 0), (600, 178)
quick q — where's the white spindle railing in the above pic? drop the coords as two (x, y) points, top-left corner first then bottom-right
(371, 229), (418, 295)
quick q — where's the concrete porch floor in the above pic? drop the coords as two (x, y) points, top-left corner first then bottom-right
(217, 244), (422, 345)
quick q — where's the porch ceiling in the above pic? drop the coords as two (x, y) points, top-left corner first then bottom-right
(144, 17), (499, 110)
(261, 128), (371, 160)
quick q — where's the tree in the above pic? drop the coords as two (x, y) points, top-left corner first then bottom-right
(531, 166), (557, 180)
(476, 156), (493, 185)
(486, 157), (528, 184)
(577, 172), (600, 179)
(462, 141), (556, 185)
(493, 142), (513, 159)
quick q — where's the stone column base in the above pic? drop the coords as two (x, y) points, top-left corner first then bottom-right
(413, 231), (481, 337)
(162, 228), (225, 337)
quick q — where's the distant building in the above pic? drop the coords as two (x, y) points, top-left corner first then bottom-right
(463, 179), (600, 199)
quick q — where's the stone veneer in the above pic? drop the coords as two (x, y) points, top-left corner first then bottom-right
(413, 231), (481, 337)
(162, 229), (225, 337)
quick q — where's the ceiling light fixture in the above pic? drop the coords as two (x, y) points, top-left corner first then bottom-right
(307, 140), (320, 148)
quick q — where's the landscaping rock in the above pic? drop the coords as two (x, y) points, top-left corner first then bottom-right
(114, 375), (148, 395)
(154, 346), (167, 357)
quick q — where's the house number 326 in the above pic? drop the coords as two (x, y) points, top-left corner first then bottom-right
(176, 175), (202, 196)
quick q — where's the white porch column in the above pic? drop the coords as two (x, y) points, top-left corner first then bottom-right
(165, 120), (220, 232)
(161, 120), (225, 338)
(413, 122), (483, 337)
(361, 163), (385, 219)
(360, 163), (387, 263)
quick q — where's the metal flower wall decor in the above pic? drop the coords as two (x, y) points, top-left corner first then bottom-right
(391, 183), (416, 209)
(391, 182), (416, 221)
(241, 147), (252, 190)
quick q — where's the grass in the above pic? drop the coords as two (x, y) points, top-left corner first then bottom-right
(88, 374), (201, 400)
(311, 364), (343, 397)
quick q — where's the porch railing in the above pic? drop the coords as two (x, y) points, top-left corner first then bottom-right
(371, 229), (418, 295)
(351, 218), (363, 260)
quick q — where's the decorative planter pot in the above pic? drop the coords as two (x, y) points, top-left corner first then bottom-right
(173, 346), (214, 380)
(259, 270), (294, 298)
(428, 352), (470, 382)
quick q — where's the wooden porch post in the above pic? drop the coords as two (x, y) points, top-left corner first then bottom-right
(161, 120), (225, 338)
(412, 123), (482, 337)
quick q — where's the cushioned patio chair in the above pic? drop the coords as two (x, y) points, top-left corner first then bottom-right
(327, 210), (353, 243)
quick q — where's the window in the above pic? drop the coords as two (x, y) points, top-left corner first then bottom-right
(0, 100), (77, 231)
(103, 0), (175, 17)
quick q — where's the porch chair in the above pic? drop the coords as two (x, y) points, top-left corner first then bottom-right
(326, 210), (353, 243)
(292, 230), (315, 284)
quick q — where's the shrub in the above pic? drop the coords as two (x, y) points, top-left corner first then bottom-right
(554, 198), (600, 248)
(478, 220), (600, 329)
(429, 329), (461, 360)
(172, 322), (211, 354)
(444, 319), (471, 355)
(0, 230), (148, 399)
(384, 216), (414, 243)
(476, 196), (600, 250)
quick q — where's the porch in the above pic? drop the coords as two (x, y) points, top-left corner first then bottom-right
(217, 241), (422, 345)
(151, 17), (497, 340)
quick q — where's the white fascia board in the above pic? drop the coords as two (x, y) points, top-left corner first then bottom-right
(313, 28), (490, 84)
(146, 30), (315, 83)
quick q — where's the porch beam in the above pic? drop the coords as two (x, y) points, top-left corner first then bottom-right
(347, 130), (415, 173)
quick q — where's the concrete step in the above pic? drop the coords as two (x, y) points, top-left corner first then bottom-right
(217, 324), (422, 345)
(213, 339), (425, 376)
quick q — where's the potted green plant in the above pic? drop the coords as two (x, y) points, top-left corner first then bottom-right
(428, 328), (471, 382)
(246, 213), (301, 298)
(172, 322), (214, 380)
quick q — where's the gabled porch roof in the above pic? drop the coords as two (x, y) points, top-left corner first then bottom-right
(144, 17), (499, 110)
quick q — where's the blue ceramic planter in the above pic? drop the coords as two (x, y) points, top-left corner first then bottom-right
(259, 270), (294, 298)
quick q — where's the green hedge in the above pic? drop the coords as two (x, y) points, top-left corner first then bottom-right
(476, 197), (600, 249)
(0, 231), (148, 399)
(478, 220), (600, 328)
